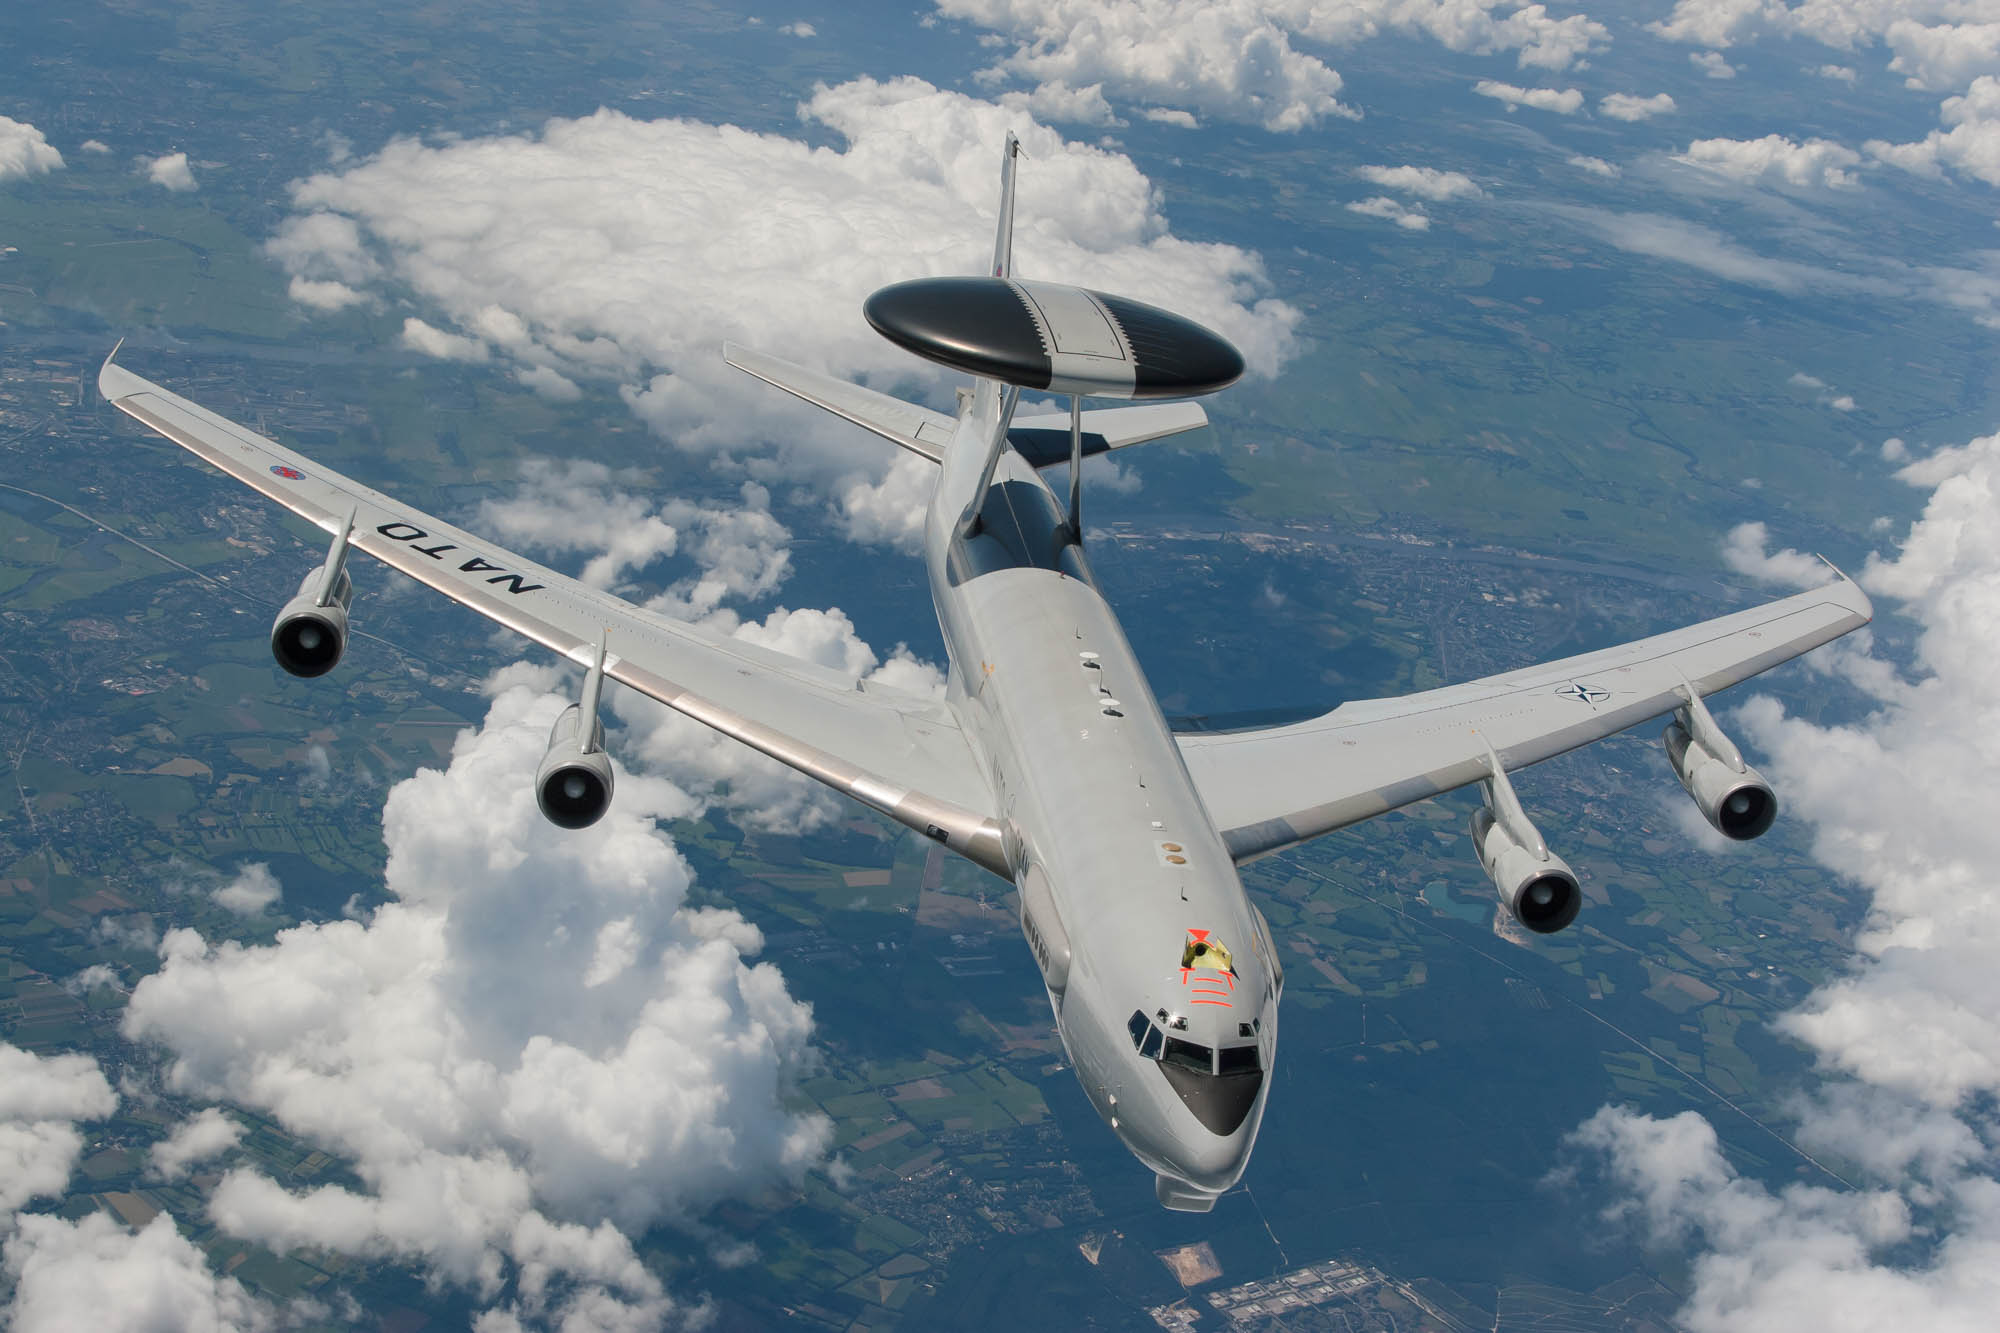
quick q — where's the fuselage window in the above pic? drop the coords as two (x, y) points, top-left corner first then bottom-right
(1127, 1009), (1149, 1050)
(1140, 1024), (1163, 1059)
(1216, 1043), (1261, 1076)
(1160, 1035), (1214, 1075)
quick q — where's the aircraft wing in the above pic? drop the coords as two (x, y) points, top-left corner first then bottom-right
(723, 343), (957, 462)
(1175, 577), (1873, 862)
(98, 355), (1005, 867)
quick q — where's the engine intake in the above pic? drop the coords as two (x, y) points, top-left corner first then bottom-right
(271, 565), (351, 678)
(270, 509), (357, 679)
(536, 703), (613, 829)
(1664, 721), (1777, 841)
(1470, 808), (1582, 934)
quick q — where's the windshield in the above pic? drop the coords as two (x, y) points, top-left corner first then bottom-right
(1130, 1010), (1213, 1071)
(1216, 1044), (1261, 1076)
(1160, 1035), (1213, 1074)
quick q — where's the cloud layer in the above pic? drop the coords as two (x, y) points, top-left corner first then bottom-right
(270, 78), (1298, 467)
(1570, 426), (2000, 1328)
(1677, 134), (1864, 188)
(933, 0), (1606, 129)
(121, 678), (830, 1325)
(0, 1045), (116, 1226)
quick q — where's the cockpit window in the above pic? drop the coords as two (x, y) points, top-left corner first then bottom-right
(1160, 1035), (1213, 1075)
(1128, 1010), (1169, 1059)
(1216, 1044), (1261, 1076)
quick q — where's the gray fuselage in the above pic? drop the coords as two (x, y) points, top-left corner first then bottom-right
(924, 382), (1281, 1208)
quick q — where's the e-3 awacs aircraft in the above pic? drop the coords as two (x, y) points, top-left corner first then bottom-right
(101, 134), (1871, 1212)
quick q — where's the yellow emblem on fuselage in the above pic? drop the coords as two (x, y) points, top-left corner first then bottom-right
(1180, 929), (1233, 975)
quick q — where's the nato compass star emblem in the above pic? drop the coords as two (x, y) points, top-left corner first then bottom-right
(1557, 682), (1610, 705)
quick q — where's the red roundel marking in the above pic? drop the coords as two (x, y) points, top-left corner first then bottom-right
(270, 465), (305, 481)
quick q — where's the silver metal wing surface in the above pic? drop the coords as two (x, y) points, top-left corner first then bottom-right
(1176, 576), (1873, 862)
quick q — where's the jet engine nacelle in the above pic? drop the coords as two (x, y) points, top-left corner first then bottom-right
(536, 702), (614, 829)
(1470, 807), (1582, 934)
(270, 565), (352, 678)
(1664, 721), (1777, 841)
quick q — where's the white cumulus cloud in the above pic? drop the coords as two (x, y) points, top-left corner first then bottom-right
(0, 1044), (116, 1226)
(121, 677), (827, 1324)
(143, 151), (196, 191)
(1346, 196), (1431, 229)
(0, 117), (63, 182)
(1869, 74), (2000, 187)
(1600, 92), (1678, 121)
(150, 1108), (246, 1181)
(1473, 79), (1584, 113)
(1568, 154), (1620, 177)
(1355, 164), (1482, 200)
(1651, 0), (1923, 52)
(1886, 19), (2000, 91)
(400, 317), (489, 363)
(1676, 134), (1864, 188)
(1721, 521), (1834, 588)
(4, 1213), (278, 1333)
(1692, 49), (1738, 77)
(211, 863), (282, 916)
(932, 0), (1606, 130)
(940, 0), (1363, 131)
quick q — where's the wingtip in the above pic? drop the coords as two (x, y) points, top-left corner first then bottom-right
(96, 338), (131, 402)
(1815, 553), (1875, 623)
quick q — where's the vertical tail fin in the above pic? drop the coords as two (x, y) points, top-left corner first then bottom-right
(992, 132), (1021, 279)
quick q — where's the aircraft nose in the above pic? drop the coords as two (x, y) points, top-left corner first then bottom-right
(1170, 1114), (1256, 1192)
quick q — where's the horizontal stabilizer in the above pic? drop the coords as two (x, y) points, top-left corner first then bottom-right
(724, 343), (955, 463)
(1007, 401), (1208, 469)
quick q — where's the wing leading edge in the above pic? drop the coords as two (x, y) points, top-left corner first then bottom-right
(1177, 576), (1873, 862)
(99, 354), (1005, 872)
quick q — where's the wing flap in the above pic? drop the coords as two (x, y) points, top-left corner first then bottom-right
(100, 355), (1005, 868)
(1177, 578), (1873, 862)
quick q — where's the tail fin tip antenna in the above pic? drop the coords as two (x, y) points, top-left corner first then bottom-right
(993, 132), (1022, 279)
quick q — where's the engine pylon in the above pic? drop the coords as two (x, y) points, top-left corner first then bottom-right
(271, 507), (356, 678)
(536, 633), (615, 829)
(1470, 745), (1581, 934)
